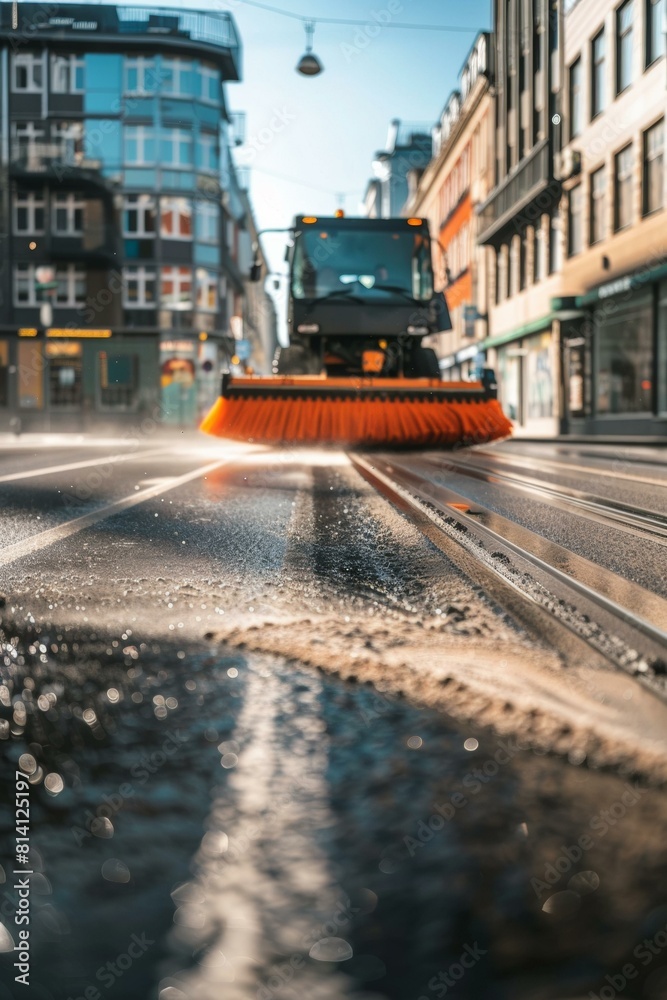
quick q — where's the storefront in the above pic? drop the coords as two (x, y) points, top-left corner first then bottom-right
(562, 266), (667, 436)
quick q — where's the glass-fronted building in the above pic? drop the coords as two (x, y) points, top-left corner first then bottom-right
(0, 3), (261, 430)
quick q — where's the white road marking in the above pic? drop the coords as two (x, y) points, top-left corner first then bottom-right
(0, 458), (228, 568)
(0, 447), (170, 484)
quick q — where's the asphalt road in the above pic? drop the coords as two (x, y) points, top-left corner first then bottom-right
(0, 433), (667, 1000)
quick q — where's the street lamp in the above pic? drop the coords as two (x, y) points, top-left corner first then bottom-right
(296, 22), (323, 76)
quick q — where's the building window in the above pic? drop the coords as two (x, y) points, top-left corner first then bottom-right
(643, 119), (664, 215)
(124, 126), (156, 165)
(616, 0), (634, 93)
(99, 353), (138, 409)
(197, 131), (219, 174)
(52, 193), (85, 236)
(55, 265), (86, 306)
(534, 221), (546, 282)
(568, 185), (583, 255)
(162, 58), (196, 97)
(51, 54), (84, 94)
(160, 267), (193, 308)
(123, 267), (156, 307)
(590, 167), (607, 244)
(52, 122), (84, 165)
(519, 229), (529, 290)
(125, 57), (157, 95)
(549, 207), (562, 274)
(123, 194), (156, 237)
(160, 128), (193, 168)
(160, 198), (193, 240)
(14, 265), (39, 306)
(14, 190), (45, 235)
(591, 30), (606, 119)
(614, 144), (633, 230)
(647, 0), (666, 65)
(495, 246), (507, 304)
(597, 291), (653, 413)
(12, 53), (43, 92)
(195, 201), (218, 243)
(569, 58), (582, 139)
(199, 64), (219, 103)
(196, 269), (218, 312)
(12, 122), (45, 168)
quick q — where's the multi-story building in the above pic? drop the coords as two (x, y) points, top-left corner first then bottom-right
(557, 0), (666, 435)
(475, 0), (564, 435)
(405, 34), (494, 379)
(363, 119), (433, 219)
(0, 3), (272, 431)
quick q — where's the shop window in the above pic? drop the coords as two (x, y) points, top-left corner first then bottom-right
(590, 167), (606, 244)
(568, 185), (583, 256)
(47, 343), (82, 409)
(614, 144), (633, 230)
(646, 0), (666, 66)
(596, 292), (653, 413)
(98, 352), (138, 409)
(616, 0), (634, 94)
(18, 341), (44, 410)
(643, 119), (664, 215)
(526, 333), (553, 419)
(591, 30), (606, 119)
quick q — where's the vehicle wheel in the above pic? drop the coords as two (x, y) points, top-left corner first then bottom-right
(405, 346), (440, 379)
(274, 345), (321, 376)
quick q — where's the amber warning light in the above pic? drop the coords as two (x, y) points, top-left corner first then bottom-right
(407, 218), (423, 226)
(302, 216), (318, 224)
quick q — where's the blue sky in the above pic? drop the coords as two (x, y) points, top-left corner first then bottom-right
(224, 0), (491, 273)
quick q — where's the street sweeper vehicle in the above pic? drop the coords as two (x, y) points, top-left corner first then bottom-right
(201, 214), (512, 448)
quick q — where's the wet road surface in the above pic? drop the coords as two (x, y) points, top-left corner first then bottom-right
(0, 435), (666, 1000)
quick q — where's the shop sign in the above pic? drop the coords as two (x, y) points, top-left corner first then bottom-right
(597, 276), (632, 299)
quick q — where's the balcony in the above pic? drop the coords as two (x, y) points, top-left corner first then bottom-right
(477, 139), (559, 245)
(118, 7), (241, 80)
(10, 143), (119, 194)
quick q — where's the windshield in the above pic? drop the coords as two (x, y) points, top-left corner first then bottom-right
(291, 227), (434, 302)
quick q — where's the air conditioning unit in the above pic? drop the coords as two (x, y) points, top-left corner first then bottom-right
(558, 148), (582, 180)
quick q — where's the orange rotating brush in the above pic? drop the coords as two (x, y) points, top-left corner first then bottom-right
(200, 374), (512, 448)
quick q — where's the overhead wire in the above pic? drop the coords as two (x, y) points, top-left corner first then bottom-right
(233, 0), (478, 33)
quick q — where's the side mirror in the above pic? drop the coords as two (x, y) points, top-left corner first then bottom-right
(249, 261), (262, 282)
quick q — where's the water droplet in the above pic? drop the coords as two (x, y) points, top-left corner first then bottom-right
(568, 871), (600, 896)
(407, 735), (423, 750)
(309, 937), (353, 962)
(106, 688), (120, 703)
(0, 922), (15, 952)
(101, 859), (131, 883)
(18, 753), (37, 774)
(542, 890), (580, 916)
(44, 773), (64, 795)
(227, 667), (238, 678)
(83, 709), (97, 725)
(464, 738), (479, 751)
(91, 817), (114, 839)
(220, 753), (238, 769)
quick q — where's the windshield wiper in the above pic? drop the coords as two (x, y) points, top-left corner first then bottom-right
(371, 284), (423, 305)
(305, 287), (366, 310)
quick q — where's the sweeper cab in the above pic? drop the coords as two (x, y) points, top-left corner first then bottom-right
(200, 214), (512, 448)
